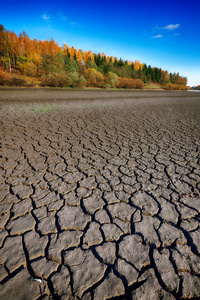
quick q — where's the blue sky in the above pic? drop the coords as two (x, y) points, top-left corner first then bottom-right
(1, 0), (200, 86)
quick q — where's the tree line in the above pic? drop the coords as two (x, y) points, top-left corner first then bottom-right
(0, 24), (188, 89)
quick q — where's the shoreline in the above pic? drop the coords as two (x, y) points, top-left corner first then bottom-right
(0, 89), (199, 104)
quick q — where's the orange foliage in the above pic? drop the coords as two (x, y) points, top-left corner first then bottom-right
(134, 60), (142, 71)
(117, 77), (145, 89)
(164, 83), (188, 90)
(21, 62), (37, 76)
(174, 77), (187, 86)
(84, 50), (94, 63)
(77, 49), (83, 61)
(0, 68), (35, 86)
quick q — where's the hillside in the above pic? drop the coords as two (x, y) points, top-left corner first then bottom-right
(0, 25), (188, 90)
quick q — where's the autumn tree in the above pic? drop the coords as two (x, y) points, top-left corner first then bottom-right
(21, 62), (37, 76)
(160, 71), (170, 85)
(134, 60), (141, 71)
(107, 72), (118, 88)
(175, 77), (187, 86)
(40, 39), (63, 77)
(0, 25), (12, 72)
(173, 73), (187, 86)
(83, 68), (104, 87)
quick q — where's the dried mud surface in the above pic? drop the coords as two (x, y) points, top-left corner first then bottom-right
(0, 89), (200, 299)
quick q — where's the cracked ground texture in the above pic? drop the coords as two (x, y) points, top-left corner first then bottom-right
(0, 89), (200, 299)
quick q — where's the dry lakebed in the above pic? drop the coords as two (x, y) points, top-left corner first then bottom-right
(0, 89), (200, 299)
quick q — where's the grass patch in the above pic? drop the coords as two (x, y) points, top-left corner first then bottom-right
(33, 104), (57, 113)
(144, 83), (164, 90)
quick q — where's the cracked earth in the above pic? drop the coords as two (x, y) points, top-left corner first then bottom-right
(0, 89), (200, 299)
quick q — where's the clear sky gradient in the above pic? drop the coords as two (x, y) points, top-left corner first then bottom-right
(1, 0), (200, 86)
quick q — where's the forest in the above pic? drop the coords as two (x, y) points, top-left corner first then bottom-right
(0, 25), (188, 90)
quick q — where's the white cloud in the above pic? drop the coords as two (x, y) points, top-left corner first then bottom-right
(70, 21), (81, 27)
(174, 33), (180, 36)
(163, 24), (180, 30)
(56, 11), (67, 22)
(152, 34), (163, 38)
(42, 12), (50, 22)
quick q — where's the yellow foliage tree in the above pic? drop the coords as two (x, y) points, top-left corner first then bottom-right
(83, 68), (104, 87)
